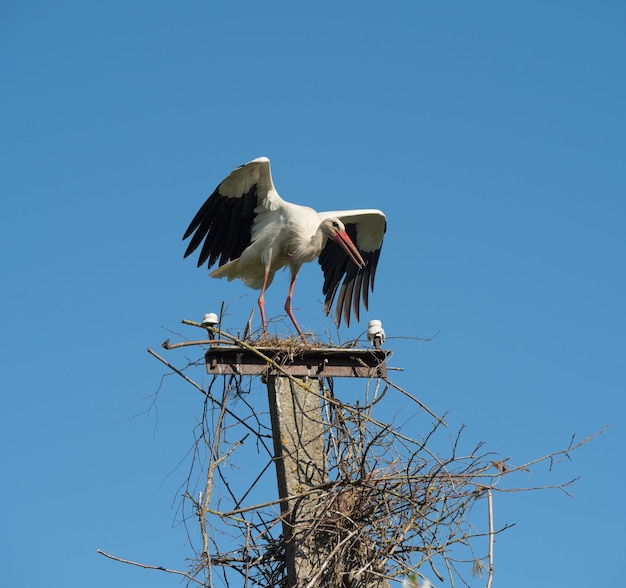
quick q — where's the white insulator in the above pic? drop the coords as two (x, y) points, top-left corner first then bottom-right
(367, 319), (386, 345)
(202, 312), (219, 326)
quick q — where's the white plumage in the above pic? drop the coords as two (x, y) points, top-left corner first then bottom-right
(183, 157), (386, 341)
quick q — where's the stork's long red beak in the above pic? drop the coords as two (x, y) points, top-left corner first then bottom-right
(334, 230), (366, 268)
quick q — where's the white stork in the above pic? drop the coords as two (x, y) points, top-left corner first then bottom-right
(183, 157), (386, 341)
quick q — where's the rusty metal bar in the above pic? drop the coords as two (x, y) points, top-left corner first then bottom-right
(204, 345), (390, 378)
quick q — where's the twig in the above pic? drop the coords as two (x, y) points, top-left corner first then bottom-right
(383, 376), (447, 427)
(146, 347), (263, 439)
(97, 549), (203, 585)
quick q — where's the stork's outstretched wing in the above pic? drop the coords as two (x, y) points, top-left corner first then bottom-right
(183, 157), (284, 268)
(318, 210), (386, 326)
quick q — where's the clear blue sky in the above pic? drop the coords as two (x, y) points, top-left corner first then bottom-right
(1, 1), (623, 586)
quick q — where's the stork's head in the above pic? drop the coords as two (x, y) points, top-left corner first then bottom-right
(320, 218), (365, 268)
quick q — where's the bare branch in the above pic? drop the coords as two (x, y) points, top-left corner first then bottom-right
(96, 549), (203, 585)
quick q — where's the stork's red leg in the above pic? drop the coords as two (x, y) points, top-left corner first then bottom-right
(284, 272), (307, 343)
(258, 267), (271, 338)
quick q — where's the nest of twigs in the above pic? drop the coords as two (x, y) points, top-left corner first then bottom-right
(299, 479), (391, 587)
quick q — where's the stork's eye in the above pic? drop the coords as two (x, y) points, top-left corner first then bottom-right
(332, 221), (339, 228)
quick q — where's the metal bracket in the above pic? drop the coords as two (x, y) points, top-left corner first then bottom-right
(205, 345), (390, 378)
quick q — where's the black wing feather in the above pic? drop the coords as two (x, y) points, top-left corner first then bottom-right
(319, 222), (384, 328)
(183, 184), (258, 269)
(352, 269), (365, 323)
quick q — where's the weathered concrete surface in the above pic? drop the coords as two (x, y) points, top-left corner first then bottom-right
(267, 376), (327, 587)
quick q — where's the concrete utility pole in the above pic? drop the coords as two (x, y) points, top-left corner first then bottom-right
(267, 376), (327, 586)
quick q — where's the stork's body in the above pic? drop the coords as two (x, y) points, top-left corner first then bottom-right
(183, 157), (386, 340)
